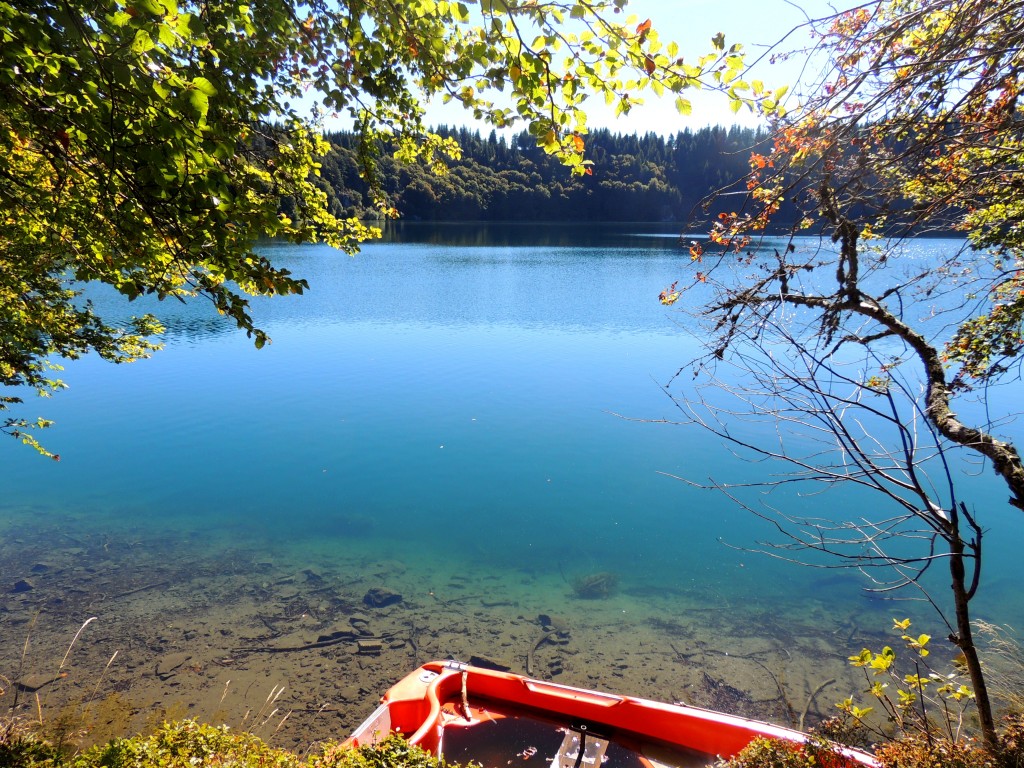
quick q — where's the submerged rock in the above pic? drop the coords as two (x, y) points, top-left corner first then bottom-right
(316, 628), (354, 643)
(570, 571), (618, 599)
(356, 638), (383, 655)
(155, 652), (192, 680)
(469, 654), (512, 672)
(16, 673), (60, 692)
(363, 587), (402, 608)
(538, 614), (570, 633)
(349, 616), (373, 636)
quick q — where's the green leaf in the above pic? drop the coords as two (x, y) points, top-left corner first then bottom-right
(130, 29), (155, 54)
(183, 13), (205, 36)
(191, 76), (217, 97)
(188, 88), (209, 117)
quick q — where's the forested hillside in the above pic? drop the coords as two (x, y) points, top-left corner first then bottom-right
(308, 126), (772, 223)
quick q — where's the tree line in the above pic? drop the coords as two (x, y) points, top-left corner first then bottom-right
(307, 126), (771, 224)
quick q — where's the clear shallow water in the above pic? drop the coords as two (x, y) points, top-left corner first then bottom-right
(3, 224), (1023, 677)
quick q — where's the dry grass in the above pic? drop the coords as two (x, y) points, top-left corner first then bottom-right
(975, 621), (1024, 715)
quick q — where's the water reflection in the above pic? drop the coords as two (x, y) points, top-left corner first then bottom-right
(378, 220), (692, 248)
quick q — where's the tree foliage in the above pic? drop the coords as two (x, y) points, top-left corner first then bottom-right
(0, 0), (778, 454)
(313, 125), (770, 223)
(664, 0), (1024, 750)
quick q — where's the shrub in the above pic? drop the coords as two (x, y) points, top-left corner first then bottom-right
(0, 720), (461, 768)
(714, 732), (857, 768)
(997, 714), (1024, 768)
(872, 733), (992, 768)
(312, 735), (463, 768)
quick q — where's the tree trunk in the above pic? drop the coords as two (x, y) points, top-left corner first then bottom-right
(948, 536), (997, 751)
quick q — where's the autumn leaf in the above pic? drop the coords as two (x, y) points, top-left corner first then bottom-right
(572, 134), (585, 153)
(659, 282), (681, 305)
(750, 152), (770, 169)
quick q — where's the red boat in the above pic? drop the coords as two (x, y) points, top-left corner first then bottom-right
(345, 660), (877, 768)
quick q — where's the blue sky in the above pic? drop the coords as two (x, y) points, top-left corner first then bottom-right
(416, 0), (855, 135)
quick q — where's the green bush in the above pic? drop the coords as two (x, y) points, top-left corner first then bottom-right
(718, 714), (1024, 768)
(0, 719), (66, 768)
(713, 733), (853, 768)
(871, 733), (992, 768)
(0, 720), (458, 768)
(311, 735), (464, 768)
(75, 720), (302, 768)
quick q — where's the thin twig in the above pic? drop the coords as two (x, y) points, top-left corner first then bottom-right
(799, 678), (836, 731)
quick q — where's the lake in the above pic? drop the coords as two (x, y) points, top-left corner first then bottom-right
(2, 223), (1021, 748)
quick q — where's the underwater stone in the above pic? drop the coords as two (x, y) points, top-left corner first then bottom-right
(155, 652), (192, 680)
(538, 614), (569, 633)
(469, 654), (512, 672)
(10, 579), (34, 593)
(16, 673), (59, 692)
(356, 639), (383, 655)
(362, 587), (402, 608)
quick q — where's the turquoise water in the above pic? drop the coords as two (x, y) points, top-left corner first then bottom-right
(3, 224), (1023, 727)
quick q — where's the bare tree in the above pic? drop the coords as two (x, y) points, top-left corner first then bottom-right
(660, 307), (992, 737)
(660, 0), (1024, 749)
(654, 5), (1024, 750)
